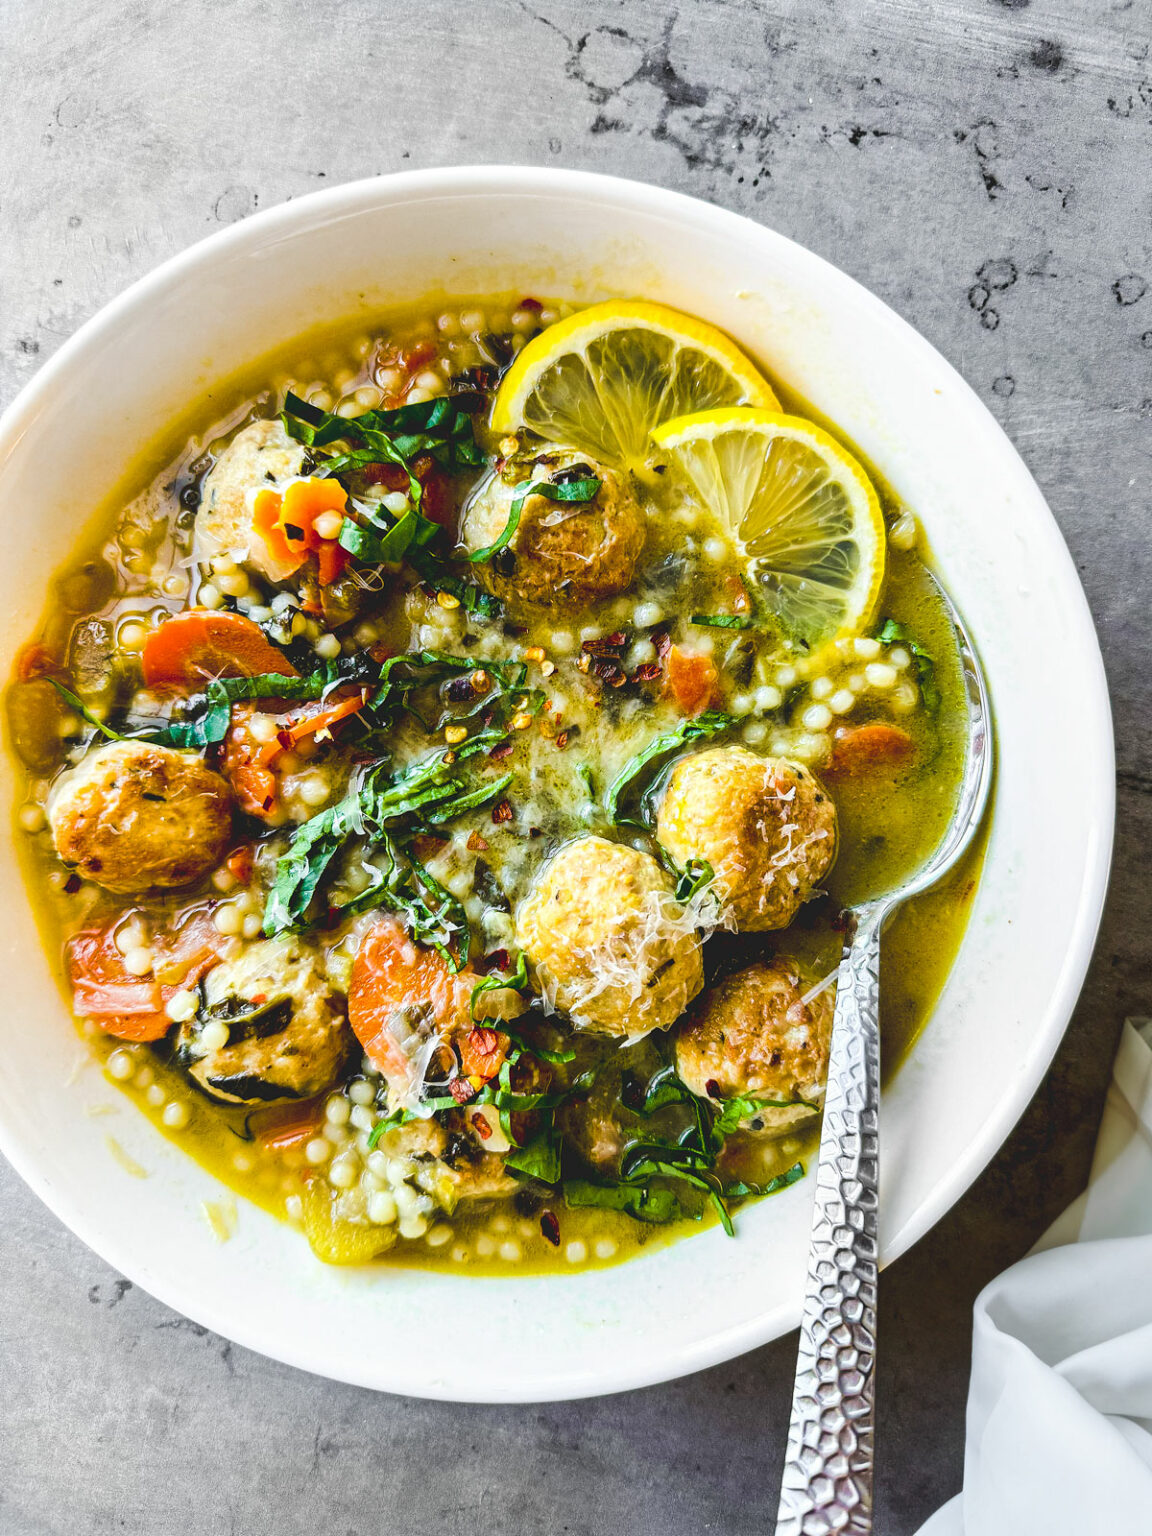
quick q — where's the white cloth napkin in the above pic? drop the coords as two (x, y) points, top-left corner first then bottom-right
(916, 1019), (1152, 1536)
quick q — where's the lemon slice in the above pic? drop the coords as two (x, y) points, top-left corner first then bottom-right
(651, 407), (887, 645)
(491, 300), (778, 478)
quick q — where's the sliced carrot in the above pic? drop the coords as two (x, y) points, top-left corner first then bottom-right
(827, 722), (915, 776)
(141, 610), (298, 688)
(252, 478), (349, 584)
(317, 540), (351, 586)
(253, 488), (302, 572)
(281, 689), (368, 748)
(67, 908), (224, 1043)
(221, 706), (280, 817)
(221, 693), (365, 820)
(251, 1096), (326, 1151)
(225, 845), (255, 885)
(665, 645), (721, 716)
(348, 918), (474, 1087)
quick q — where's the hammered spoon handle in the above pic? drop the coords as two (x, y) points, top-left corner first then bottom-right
(773, 903), (882, 1536)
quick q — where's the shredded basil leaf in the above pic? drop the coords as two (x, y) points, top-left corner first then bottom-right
(672, 856), (714, 903)
(504, 1125), (562, 1184)
(283, 391), (483, 479)
(469, 951), (528, 1021)
(49, 681), (130, 742)
(690, 613), (753, 629)
(263, 743), (511, 959)
(876, 618), (939, 711)
(339, 505), (440, 566)
(725, 1162), (806, 1198)
(466, 475), (600, 565)
(712, 1093), (818, 1137)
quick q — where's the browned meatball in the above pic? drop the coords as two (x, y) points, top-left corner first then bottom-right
(656, 745), (837, 931)
(48, 740), (232, 893)
(515, 835), (704, 1037)
(178, 937), (352, 1104)
(675, 959), (834, 1134)
(460, 450), (645, 608)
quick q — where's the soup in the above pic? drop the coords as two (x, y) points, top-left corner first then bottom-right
(7, 296), (979, 1272)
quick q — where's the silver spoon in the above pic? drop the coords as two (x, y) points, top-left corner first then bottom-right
(772, 589), (993, 1536)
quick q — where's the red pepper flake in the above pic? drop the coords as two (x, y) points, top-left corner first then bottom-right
(540, 1210), (561, 1247)
(489, 740), (514, 761)
(491, 798), (514, 824)
(518, 296), (543, 313)
(479, 949), (510, 974)
(400, 340), (438, 372)
(705, 1079), (722, 1099)
(470, 1111), (493, 1141)
(275, 728), (294, 751)
(16, 642), (59, 682)
(554, 730), (570, 750)
(472, 1025), (500, 1049)
(63, 873), (82, 895)
(727, 574), (752, 613)
(250, 993), (267, 1006)
(466, 830), (490, 853)
(631, 662), (662, 683)
(361, 462), (410, 491)
(581, 631), (628, 656)
(449, 1077), (477, 1106)
(591, 658), (627, 687)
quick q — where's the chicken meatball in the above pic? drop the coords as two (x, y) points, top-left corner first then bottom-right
(47, 740), (232, 893)
(178, 936), (353, 1103)
(194, 419), (307, 583)
(459, 450), (645, 608)
(675, 959), (834, 1134)
(515, 835), (704, 1037)
(656, 745), (837, 931)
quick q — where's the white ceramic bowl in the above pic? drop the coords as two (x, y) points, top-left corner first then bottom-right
(0, 168), (1113, 1402)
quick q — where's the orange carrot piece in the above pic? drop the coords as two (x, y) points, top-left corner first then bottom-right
(253, 488), (304, 573)
(253, 478), (349, 584)
(348, 919), (474, 1083)
(282, 689), (368, 747)
(251, 1097), (326, 1151)
(827, 723), (915, 776)
(141, 610), (298, 687)
(665, 645), (721, 716)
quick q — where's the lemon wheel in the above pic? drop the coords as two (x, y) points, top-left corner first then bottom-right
(651, 407), (887, 645)
(491, 300), (778, 479)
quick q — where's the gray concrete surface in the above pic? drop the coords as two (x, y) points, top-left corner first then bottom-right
(1, 0), (1150, 1531)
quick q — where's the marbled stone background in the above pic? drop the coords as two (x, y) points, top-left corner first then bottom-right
(1, 1), (1149, 1531)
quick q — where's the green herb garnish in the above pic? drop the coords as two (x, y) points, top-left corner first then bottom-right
(49, 681), (130, 742)
(876, 618), (940, 711)
(263, 745), (512, 957)
(690, 613), (753, 629)
(469, 951), (529, 1021)
(605, 712), (734, 826)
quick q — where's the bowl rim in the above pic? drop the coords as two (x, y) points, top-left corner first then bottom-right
(0, 165), (1115, 1399)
